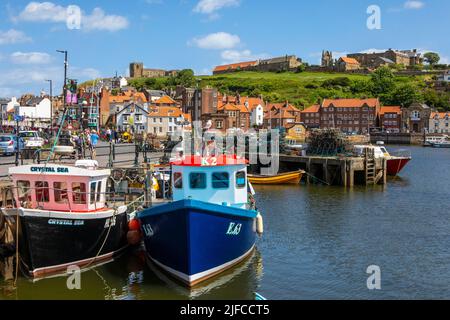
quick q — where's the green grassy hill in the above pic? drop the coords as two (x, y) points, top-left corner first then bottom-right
(198, 71), (429, 108)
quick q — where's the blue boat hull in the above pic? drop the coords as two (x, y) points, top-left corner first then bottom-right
(138, 199), (257, 286)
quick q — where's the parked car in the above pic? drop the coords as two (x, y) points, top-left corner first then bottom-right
(19, 131), (45, 149)
(0, 134), (25, 156)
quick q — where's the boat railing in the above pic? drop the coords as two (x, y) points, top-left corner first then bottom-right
(389, 149), (411, 158)
(3, 185), (146, 212)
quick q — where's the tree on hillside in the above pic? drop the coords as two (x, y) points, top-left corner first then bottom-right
(387, 83), (423, 107)
(370, 66), (396, 96)
(424, 52), (440, 66)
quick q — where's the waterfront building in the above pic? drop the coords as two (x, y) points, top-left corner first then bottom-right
(429, 112), (450, 134)
(320, 98), (380, 134)
(379, 106), (402, 133)
(285, 123), (308, 143)
(147, 106), (191, 138)
(401, 103), (433, 133)
(300, 105), (321, 128)
(181, 87), (218, 122)
(114, 102), (149, 134)
(102, 88), (148, 128)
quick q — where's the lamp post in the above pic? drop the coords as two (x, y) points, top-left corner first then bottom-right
(56, 50), (68, 130)
(45, 79), (53, 136)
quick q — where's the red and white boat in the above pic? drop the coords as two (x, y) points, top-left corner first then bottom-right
(353, 145), (411, 176)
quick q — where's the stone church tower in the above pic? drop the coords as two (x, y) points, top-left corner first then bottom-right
(130, 62), (144, 78)
(321, 50), (333, 67)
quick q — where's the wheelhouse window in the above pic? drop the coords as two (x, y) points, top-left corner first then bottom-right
(189, 172), (206, 189)
(17, 180), (30, 204)
(212, 172), (229, 189)
(96, 181), (102, 202)
(35, 181), (49, 203)
(174, 172), (183, 189)
(90, 182), (96, 204)
(72, 182), (87, 204)
(236, 171), (246, 189)
(54, 182), (68, 204)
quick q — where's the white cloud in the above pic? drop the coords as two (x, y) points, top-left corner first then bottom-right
(190, 32), (240, 50)
(11, 52), (52, 64)
(17, 1), (67, 22)
(221, 50), (268, 63)
(404, 1), (425, 10)
(194, 0), (240, 19)
(16, 2), (129, 32)
(0, 29), (32, 45)
(82, 8), (129, 32)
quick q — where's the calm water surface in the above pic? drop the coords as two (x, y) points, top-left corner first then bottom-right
(1, 146), (449, 299)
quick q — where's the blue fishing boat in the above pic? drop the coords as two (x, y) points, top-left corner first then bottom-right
(137, 155), (263, 287)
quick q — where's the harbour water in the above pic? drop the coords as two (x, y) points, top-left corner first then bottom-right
(1, 145), (449, 300)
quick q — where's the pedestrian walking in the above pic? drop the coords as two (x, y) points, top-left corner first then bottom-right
(90, 129), (99, 159)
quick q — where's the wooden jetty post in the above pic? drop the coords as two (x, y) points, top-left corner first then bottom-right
(277, 154), (386, 187)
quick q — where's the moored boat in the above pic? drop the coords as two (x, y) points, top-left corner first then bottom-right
(353, 145), (411, 176)
(248, 170), (304, 185)
(0, 160), (129, 279)
(137, 155), (263, 287)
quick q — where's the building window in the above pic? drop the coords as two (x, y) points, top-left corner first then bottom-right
(212, 172), (229, 189)
(160, 118), (163, 123)
(153, 118), (157, 123)
(189, 172), (206, 189)
(216, 120), (223, 129)
(159, 127), (163, 133)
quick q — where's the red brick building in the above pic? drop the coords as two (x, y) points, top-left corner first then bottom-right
(320, 98), (380, 133)
(379, 106), (402, 133)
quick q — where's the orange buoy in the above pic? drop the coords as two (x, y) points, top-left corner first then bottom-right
(128, 219), (141, 231)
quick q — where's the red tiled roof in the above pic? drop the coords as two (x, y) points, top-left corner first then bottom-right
(340, 57), (360, 65)
(301, 105), (320, 113)
(380, 106), (401, 115)
(214, 61), (258, 72)
(148, 106), (183, 117)
(430, 112), (450, 119)
(154, 95), (177, 105)
(322, 98), (379, 108)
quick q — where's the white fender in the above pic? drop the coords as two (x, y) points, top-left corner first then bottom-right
(256, 212), (264, 236)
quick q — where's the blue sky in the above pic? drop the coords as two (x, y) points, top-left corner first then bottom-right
(0, 0), (449, 97)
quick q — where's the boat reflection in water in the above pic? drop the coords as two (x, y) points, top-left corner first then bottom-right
(0, 248), (263, 300)
(146, 249), (264, 300)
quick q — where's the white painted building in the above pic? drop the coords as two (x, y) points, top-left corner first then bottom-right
(250, 103), (264, 127)
(429, 112), (450, 134)
(437, 71), (450, 82)
(115, 103), (149, 133)
(6, 97), (20, 114)
(18, 97), (51, 119)
(147, 106), (191, 138)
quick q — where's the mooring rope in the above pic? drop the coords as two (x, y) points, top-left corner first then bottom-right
(84, 206), (118, 269)
(303, 171), (331, 186)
